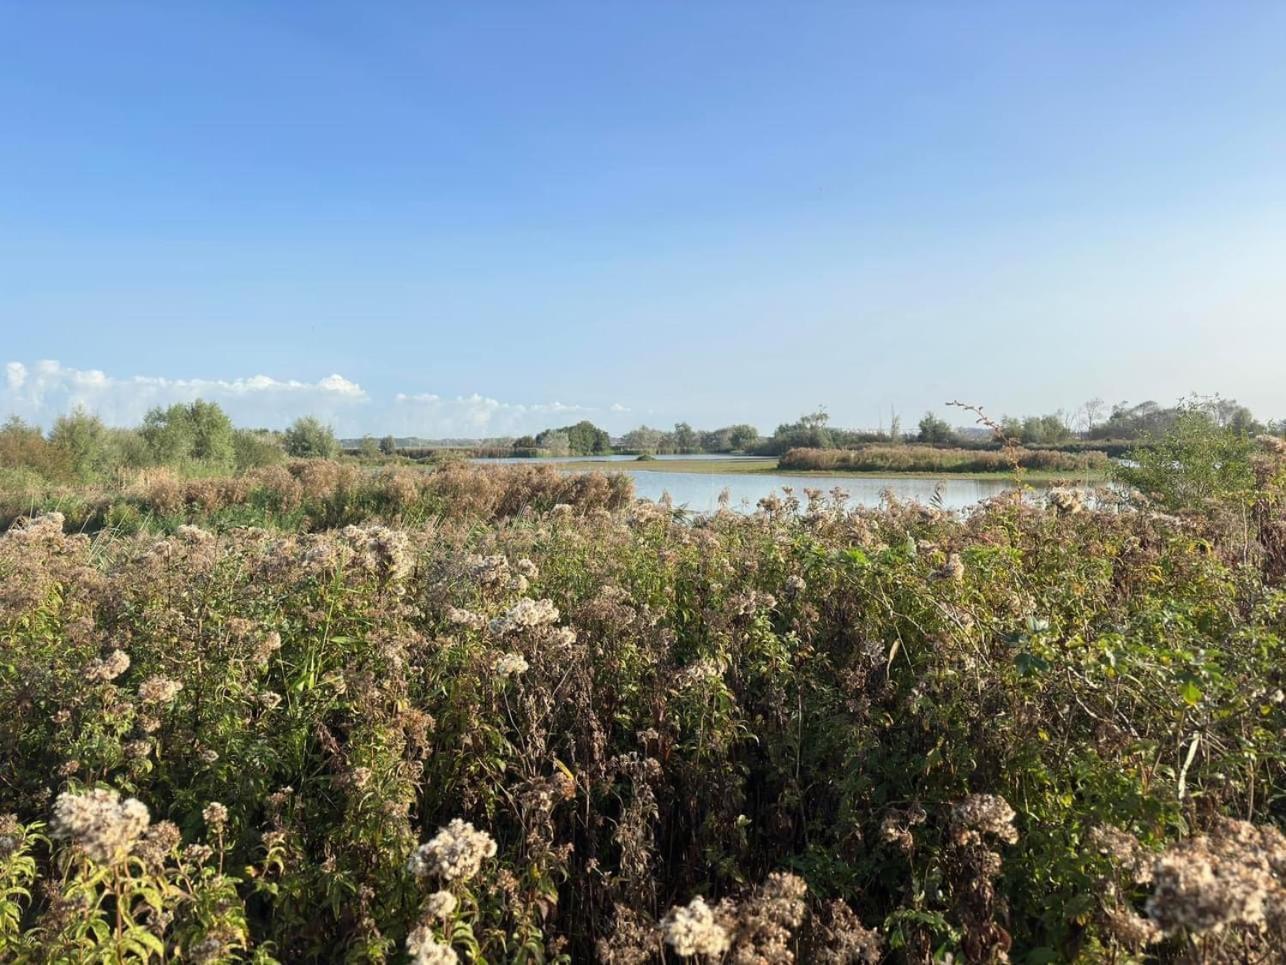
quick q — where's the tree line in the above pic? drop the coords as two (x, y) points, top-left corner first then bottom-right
(6, 395), (1284, 485)
(0, 403), (341, 483)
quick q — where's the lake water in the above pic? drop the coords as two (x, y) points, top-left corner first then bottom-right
(478, 453), (748, 465)
(621, 470), (1016, 513)
(474, 455), (1021, 513)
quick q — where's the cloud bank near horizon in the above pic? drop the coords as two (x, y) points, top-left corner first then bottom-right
(2, 360), (631, 439)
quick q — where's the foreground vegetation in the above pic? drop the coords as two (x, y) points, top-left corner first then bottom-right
(1, 426), (1285, 963)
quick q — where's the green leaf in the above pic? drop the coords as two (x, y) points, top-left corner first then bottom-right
(1179, 680), (1203, 705)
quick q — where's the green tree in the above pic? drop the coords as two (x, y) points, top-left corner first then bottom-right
(283, 417), (339, 458)
(358, 435), (380, 458)
(380, 435), (398, 456)
(917, 412), (956, 444)
(537, 420), (610, 456)
(49, 408), (113, 480)
(1019, 413), (1072, 445)
(1116, 397), (1257, 512)
(621, 426), (664, 453)
(764, 409), (833, 454)
(140, 400), (235, 468)
(671, 422), (698, 453)
(699, 427), (734, 452)
(726, 424), (760, 451)
(568, 420), (611, 455)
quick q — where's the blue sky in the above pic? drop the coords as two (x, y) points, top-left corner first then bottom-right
(3, 2), (1285, 436)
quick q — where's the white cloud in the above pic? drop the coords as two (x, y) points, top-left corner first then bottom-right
(1, 360), (630, 439)
(390, 392), (597, 438)
(2, 360), (368, 431)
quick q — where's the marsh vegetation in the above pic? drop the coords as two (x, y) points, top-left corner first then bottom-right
(1, 414), (1285, 962)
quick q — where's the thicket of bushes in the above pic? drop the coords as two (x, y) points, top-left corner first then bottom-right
(1, 438), (1285, 962)
(778, 445), (1109, 474)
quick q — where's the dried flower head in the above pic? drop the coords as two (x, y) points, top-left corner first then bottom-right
(183, 843), (215, 865)
(253, 631), (282, 665)
(951, 793), (1018, 846)
(466, 554), (510, 586)
(87, 649), (130, 682)
(488, 598), (560, 636)
(134, 820), (181, 865)
(445, 606), (486, 630)
(407, 818), (498, 882)
(1146, 818), (1286, 936)
(810, 899), (883, 964)
(494, 652), (529, 678)
(931, 553), (966, 583)
(425, 890), (458, 919)
(176, 524), (214, 544)
(203, 802), (228, 830)
(1048, 488), (1085, 515)
(51, 788), (151, 864)
(406, 924), (458, 964)
(1090, 825), (1153, 884)
(0, 814), (22, 857)
(1102, 907), (1161, 949)
(550, 626), (577, 647)
(661, 897), (731, 958)
(138, 675), (184, 704)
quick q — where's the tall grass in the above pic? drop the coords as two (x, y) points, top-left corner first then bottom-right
(0, 460), (634, 534)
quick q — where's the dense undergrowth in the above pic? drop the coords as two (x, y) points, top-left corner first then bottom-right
(0, 460), (634, 535)
(1, 454), (1285, 963)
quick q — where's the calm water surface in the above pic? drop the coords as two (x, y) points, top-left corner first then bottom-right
(474, 455), (1021, 512)
(622, 470), (1015, 513)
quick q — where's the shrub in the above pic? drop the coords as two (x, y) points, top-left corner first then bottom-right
(283, 416), (340, 459)
(49, 408), (115, 481)
(231, 428), (285, 471)
(0, 418), (74, 482)
(141, 401), (237, 470)
(1115, 397), (1258, 512)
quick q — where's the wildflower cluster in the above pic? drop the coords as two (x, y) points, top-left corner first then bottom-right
(2, 448), (1285, 960)
(950, 793), (1018, 847)
(408, 819), (498, 882)
(50, 788), (150, 864)
(1146, 817), (1286, 937)
(86, 648), (130, 682)
(493, 652), (529, 678)
(488, 597), (560, 635)
(661, 897), (731, 958)
(138, 675), (183, 704)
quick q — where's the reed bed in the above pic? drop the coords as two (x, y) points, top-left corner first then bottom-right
(778, 445), (1110, 474)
